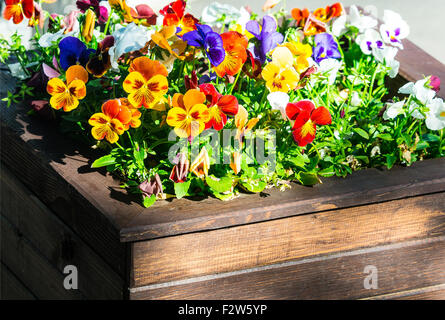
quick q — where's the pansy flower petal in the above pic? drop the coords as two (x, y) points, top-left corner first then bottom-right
(67, 79), (87, 99)
(66, 65), (89, 84)
(217, 95), (238, 116)
(183, 89), (206, 111)
(311, 106), (332, 125)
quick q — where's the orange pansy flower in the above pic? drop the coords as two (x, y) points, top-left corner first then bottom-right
(88, 99), (132, 144)
(160, 0), (198, 36)
(235, 105), (259, 141)
(151, 25), (187, 60)
(3, 0), (34, 24)
(123, 57), (169, 109)
(46, 65), (88, 112)
(213, 31), (248, 78)
(166, 89), (210, 139)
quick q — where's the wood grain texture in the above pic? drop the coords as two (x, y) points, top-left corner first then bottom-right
(365, 284), (445, 300)
(130, 236), (445, 300)
(2, 42), (445, 243)
(131, 192), (445, 287)
(1, 216), (84, 299)
(1, 262), (36, 300)
(0, 164), (124, 299)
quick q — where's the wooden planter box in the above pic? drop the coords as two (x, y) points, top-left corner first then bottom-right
(1, 36), (445, 300)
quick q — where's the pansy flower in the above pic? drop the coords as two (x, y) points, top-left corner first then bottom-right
(302, 14), (327, 36)
(213, 31), (248, 78)
(286, 100), (332, 147)
(3, 0), (34, 24)
(139, 174), (164, 199)
(235, 105), (259, 141)
(261, 46), (300, 93)
(130, 4), (158, 26)
(246, 15), (284, 64)
(86, 36), (115, 77)
(190, 147), (210, 178)
(123, 56), (169, 109)
(313, 3), (344, 23)
(151, 25), (187, 60)
(46, 65), (88, 112)
(166, 89), (210, 139)
(81, 9), (96, 43)
(278, 41), (312, 73)
(88, 99), (132, 144)
(183, 24), (225, 67)
(230, 151), (242, 174)
(160, 0), (198, 36)
(291, 7), (310, 28)
(356, 29), (384, 55)
(312, 33), (341, 64)
(199, 83), (239, 130)
(118, 98), (141, 130)
(76, 0), (108, 24)
(169, 152), (190, 183)
(380, 10), (410, 49)
(59, 36), (95, 71)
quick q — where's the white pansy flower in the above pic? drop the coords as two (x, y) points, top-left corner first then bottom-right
(349, 5), (378, 32)
(318, 58), (342, 85)
(356, 29), (385, 55)
(202, 2), (241, 27)
(351, 91), (362, 107)
(109, 23), (153, 69)
(399, 79), (436, 104)
(373, 46), (400, 78)
(331, 14), (347, 37)
(380, 10), (410, 49)
(383, 100), (405, 120)
(267, 92), (289, 120)
(408, 102), (425, 119)
(425, 98), (445, 130)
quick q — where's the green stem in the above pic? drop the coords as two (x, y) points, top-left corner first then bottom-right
(104, 9), (114, 35)
(229, 70), (241, 94)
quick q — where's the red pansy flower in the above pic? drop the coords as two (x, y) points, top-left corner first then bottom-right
(286, 100), (332, 147)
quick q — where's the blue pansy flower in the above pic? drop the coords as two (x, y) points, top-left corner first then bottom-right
(246, 15), (284, 65)
(182, 24), (225, 67)
(312, 33), (341, 64)
(59, 36), (95, 71)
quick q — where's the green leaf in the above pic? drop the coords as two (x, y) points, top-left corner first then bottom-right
(318, 166), (335, 177)
(378, 133), (393, 141)
(206, 175), (233, 193)
(142, 194), (156, 208)
(386, 154), (397, 169)
(416, 141), (429, 151)
(133, 148), (145, 164)
(91, 154), (116, 168)
(240, 178), (267, 193)
(422, 133), (440, 143)
(353, 128), (369, 140)
(174, 180), (191, 199)
(297, 172), (321, 186)
(212, 191), (237, 201)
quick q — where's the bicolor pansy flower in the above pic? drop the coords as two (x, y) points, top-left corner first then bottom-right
(166, 89), (210, 139)
(286, 100), (332, 147)
(160, 0), (198, 36)
(356, 29), (385, 55)
(312, 33), (341, 64)
(86, 36), (114, 77)
(123, 57), (169, 109)
(199, 83), (239, 130)
(213, 31), (248, 78)
(3, 0), (34, 24)
(380, 10), (410, 49)
(88, 99), (132, 144)
(46, 65), (88, 112)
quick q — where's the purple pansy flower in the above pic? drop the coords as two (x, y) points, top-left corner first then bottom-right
(59, 36), (95, 71)
(246, 15), (284, 64)
(183, 24), (225, 67)
(312, 33), (341, 64)
(198, 72), (217, 85)
(76, 0), (109, 24)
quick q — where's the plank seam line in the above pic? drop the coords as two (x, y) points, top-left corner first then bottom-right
(123, 185), (445, 242)
(130, 235), (445, 293)
(361, 283), (445, 300)
(0, 261), (38, 299)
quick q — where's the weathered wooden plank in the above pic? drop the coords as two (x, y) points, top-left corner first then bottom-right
(365, 284), (445, 300)
(130, 236), (445, 300)
(1, 262), (36, 300)
(0, 215), (84, 299)
(0, 164), (124, 299)
(131, 192), (445, 287)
